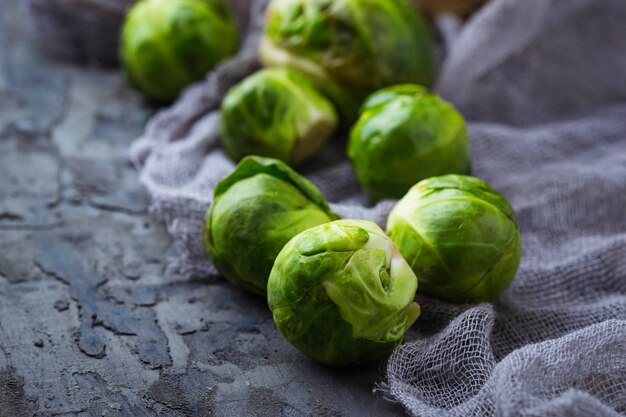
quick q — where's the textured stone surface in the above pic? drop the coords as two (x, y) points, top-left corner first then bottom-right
(0, 1), (404, 415)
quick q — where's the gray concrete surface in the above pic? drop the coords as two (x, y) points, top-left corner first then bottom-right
(0, 1), (405, 415)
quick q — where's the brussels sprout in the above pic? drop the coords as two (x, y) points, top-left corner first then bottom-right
(259, 0), (435, 120)
(268, 219), (420, 366)
(202, 156), (339, 295)
(220, 68), (338, 166)
(348, 85), (472, 202)
(121, 0), (238, 102)
(387, 175), (522, 303)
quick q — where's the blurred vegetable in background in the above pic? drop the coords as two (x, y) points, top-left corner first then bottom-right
(348, 85), (471, 202)
(120, 0), (239, 102)
(268, 219), (420, 366)
(387, 175), (522, 303)
(259, 0), (435, 120)
(220, 67), (338, 166)
(202, 156), (339, 295)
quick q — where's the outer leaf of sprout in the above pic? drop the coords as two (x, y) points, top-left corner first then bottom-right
(268, 219), (419, 366)
(121, 0), (238, 102)
(387, 175), (522, 303)
(259, 0), (435, 121)
(220, 67), (338, 166)
(348, 84), (471, 202)
(203, 156), (339, 295)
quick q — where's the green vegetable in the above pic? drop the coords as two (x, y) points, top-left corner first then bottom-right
(220, 68), (338, 166)
(387, 175), (522, 303)
(260, 0), (435, 120)
(348, 84), (471, 202)
(268, 219), (420, 366)
(202, 156), (339, 295)
(120, 0), (238, 102)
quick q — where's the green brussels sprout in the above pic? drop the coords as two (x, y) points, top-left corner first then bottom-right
(268, 219), (420, 366)
(202, 156), (339, 295)
(121, 0), (238, 102)
(387, 175), (522, 303)
(220, 68), (338, 166)
(260, 0), (435, 120)
(348, 85), (472, 202)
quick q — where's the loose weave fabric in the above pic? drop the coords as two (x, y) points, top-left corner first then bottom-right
(54, 0), (625, 414)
